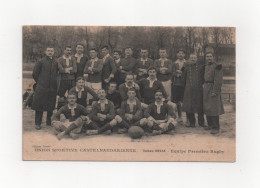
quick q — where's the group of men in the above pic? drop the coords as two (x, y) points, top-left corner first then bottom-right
(30, 42), (224, 140)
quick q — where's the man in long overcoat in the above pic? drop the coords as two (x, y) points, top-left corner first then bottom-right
(182, 54), (205, 127)
(203, 52), (225, 134)
(31, 46), (59, 130)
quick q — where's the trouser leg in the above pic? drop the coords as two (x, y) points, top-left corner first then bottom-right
(46, 111), (53, 125)
(186, 113), (195, 126)
(35, 111), (43, 125)
(211, 116), (220, 130)
(177, 102), (182, 118)
(198, 113), (205, 126)
(206, 116), (213, 129)
(58, 80), (67, 97)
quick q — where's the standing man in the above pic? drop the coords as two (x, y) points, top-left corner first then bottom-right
(101, 46), (116, 88)
(203, 52), (224, 134)
(73, 43), (88, 79)
(142, 91), (177, 135)
(135, 48), (154, 81)
(113, 50), (124, 87)
(57, 45), (77, 98)
(69, 77), (98, 107)
(31, 46), (58, 130)
(154, 48), (173, 100)
(83, 48), (103, 100)
(118, 47), (137, 80)
(172, 49), (186, 123)
(182, 53), (205, 128)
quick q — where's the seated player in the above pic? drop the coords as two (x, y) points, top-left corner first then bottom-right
(51, 91), (98, 140)
(141, 90), (177, 135)
(86, 89), (117, 135)
(106, 82), (121, 112)
(137, 67), (176, 111)
(119, 73), (141, 101)
(114, 88), (147, 133)
(69, 77), (98, 107)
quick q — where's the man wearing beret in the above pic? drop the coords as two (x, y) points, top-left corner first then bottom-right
(203, 52), (225, 134)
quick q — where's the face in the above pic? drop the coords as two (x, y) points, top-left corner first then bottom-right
(155, 92), (163, 102)
(67, 94), (77, 105)
(45, 48), (54, 57)
(140, 50), (148, 58)
(206, 53), (214, 63)
(89, 50), (97, 59)
(113, 52), (120, 60)
(76, 45), (84, 54)
(177, 51), (185, 60)
(108, 83), (117, 93)
(101, 48), (109, 56)
(148, 69), (157, 79)
(125, 48), (132, 56)
(64, 48), (72, 56)
(189, 54), (197, 63)
(125, 75), (134, 85)
(159, 50), (167, 58)
(127, 90), (136, 100)
(76, 79), (85, 89)
(97, 89), (106, 100)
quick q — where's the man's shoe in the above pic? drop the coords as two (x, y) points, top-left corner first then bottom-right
(104, 130), (111, 135)
(86, 130), (99, 135)
(70, 132), (80, 140)
(177, 117), (183, 123)
(204, 126), (211, 130)
(199, 124), (205, 127)
(57, 131), (66, 140)
(152, 130), (162, 135)
(118, 128), (127, 134)
(35, 125), (41, 130)
(186, 124), (195, 128)
(210, 129), (219, 134)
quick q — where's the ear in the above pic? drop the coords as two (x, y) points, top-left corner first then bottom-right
(216, 64), (222, 70)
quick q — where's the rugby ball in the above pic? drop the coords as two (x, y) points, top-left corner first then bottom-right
(128, 126), (144, 139)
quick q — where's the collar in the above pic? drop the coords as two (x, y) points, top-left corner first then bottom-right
(125, 82), (135, 89)
(63, 55), (71, 60)
(115, 58), (121, 63)
(155, 101), (163, 107)
(98, 99), (108, 104)
(176, 59), (186, 63)
(75, 86), (84, 92)
(90, 57), (98, 62)
(68, 104), (77, 109)
(75, 53), (84, 58)
(207, 61), (214, 65)
(127, 99), (137, 105)
(159, 58), (167, 61)
(141, 58), (148, 61)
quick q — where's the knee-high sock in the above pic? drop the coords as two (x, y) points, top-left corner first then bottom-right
(65, 123), (77, 134)
(98, 123), (112, 133)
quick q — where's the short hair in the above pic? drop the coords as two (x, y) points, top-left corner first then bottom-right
(65, 45), (72, 49)
(76, 77), (84, 82)
(189, 53), (197, 57)
(45, 45), (54, 50)
(177, 48), (186, 53)
(125, 47), (133, 50)
(97, 89), (106, 93)
(159, 48), (167, 51)
(148, 66), (157, 72)
(125, 73), (134, 78)
(101, 45), (109, 50)
(140, 48), (148, 51)
(89, 48), (97, 52)
(155, 90), (163, 95)
(113, 50), (122, 56)
(67, 91), (77, 97)
(127, 88), (136, 93)
(108, 82), (117, 86)
(76, 42), (85, 48)
(205, 51), (214, 57)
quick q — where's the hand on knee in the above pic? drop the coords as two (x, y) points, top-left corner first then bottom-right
(115, 115), (122, 123)
(140, 118), (148, 126)
(110, 119), (117, 127)
(147, 120), (154, 128)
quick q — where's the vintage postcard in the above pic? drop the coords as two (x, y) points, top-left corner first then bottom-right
(22, 26), (235, 161)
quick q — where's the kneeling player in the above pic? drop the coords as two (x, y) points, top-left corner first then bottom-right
(86, 89), (117, 135)
(141, 90), (177, 135)
(51, 91), (98, 140)
(114, 88), (147, 133)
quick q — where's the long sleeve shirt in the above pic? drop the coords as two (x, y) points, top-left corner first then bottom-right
(69, 86), (98, 107)
(172, 59), (186, 86)
(106, 90), (122, 109)
(58, 55), (77, 80)
(118, 83), (141, 101)
(154, 58), (173, 81)
(144, 102), (175, 120)
(52, 104), (88, 122)
(135, 58), (154, 80)
(120, 99), (143, 122)
(136, 78), (168, 104)
(84, 58), (103, 83)
(73, 54), (88, 78)
(90, 99), (116, 122)
(102, 54), (117, 80)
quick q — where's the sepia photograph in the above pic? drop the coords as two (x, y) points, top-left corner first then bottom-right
(22, 26), (236, 161)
